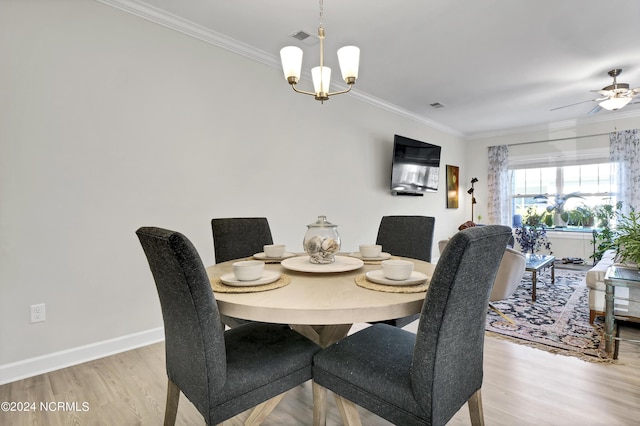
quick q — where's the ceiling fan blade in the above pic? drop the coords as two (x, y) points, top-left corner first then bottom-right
(550, 98), (597, 111)
(587, 104), (602, 115)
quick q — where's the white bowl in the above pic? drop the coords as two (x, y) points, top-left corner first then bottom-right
(359, 244), (382, 258)
(264, 244), (286, 258)
(381, 259), (414, 281)
(232, 260), (265, 281)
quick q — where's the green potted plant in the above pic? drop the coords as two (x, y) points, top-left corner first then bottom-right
(591, 202), (623, 262)
(535, 192), (585, 227)
(615, 209), (640, 267)
(566, 205), (595, 227)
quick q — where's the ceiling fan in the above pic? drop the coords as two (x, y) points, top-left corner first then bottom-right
(551, 68), (640, 114)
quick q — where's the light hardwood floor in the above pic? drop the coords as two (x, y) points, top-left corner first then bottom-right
(1, 322), (639, 426)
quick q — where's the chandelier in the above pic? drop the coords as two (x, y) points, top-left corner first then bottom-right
(279, 0), (360, 103)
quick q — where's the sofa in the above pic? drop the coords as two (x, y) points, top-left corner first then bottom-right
(585, 249), (640, 323)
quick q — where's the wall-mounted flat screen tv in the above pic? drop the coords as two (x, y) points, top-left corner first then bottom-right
(390, 134), (441, 195)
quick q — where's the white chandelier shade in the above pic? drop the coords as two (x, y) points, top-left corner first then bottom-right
(312, 66), (331, 95)
(337, 46), (360, 82)
(280, 46), (303, 83)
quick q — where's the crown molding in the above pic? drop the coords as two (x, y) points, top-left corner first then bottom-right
(95, 0), (464, 138)
(347, 90), (463, 136)
(466, 108), (640, 141)
(95, 0), (277, 68)
(101, 0), (640, 141)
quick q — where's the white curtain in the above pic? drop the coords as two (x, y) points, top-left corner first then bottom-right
(610, 129), (640, 212)
(487, 145), (510, 225)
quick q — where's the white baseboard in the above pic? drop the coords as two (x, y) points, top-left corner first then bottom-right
(0, 327), (164, 385)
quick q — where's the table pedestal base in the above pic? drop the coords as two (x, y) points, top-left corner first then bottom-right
(313, 381), (363, 426)
(290, 324), (353, 347)
(290, 324), (364, 426)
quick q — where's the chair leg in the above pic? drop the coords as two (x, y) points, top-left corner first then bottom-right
(468, 389), (485, 426)
(164, 379), (180, 426)
(489, 303), (515, 325)
(244, 391), (287, 426)
(312, 381), (327, 426)
(334, 394), (362, 426)
(589, 309), (604, 324)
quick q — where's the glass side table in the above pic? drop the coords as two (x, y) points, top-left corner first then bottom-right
(524, 254), (555, 302)
(603, 265), (640, 359)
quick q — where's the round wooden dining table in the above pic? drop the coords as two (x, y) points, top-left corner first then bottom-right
(206, 254), (435, 347)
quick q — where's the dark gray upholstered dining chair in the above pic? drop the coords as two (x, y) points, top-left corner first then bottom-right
(211, 217), (273, 263)
(374, 215), (436, 327)
(211, 217), (274, 328)
(313, 225), (513, 426)
(136, 227), (320, 426)
(376, 215), (435, 262)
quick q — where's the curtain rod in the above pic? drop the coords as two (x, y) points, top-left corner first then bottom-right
(506, 132), (611, 147)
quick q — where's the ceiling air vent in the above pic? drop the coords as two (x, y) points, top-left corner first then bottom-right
(292, 30), (310, 41)
(430, 102), (445, 109)
(289, 30), (319, 46)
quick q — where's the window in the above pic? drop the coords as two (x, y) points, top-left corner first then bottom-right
(511, 162), (616, 225)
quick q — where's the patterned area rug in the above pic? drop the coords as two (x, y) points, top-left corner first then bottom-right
(485, 268), (613, 362)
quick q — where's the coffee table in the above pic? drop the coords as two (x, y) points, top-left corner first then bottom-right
(525, 254), (555, 301)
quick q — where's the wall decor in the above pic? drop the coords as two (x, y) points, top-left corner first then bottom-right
(446, 165), (459, 208)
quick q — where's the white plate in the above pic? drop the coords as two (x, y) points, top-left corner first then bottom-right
(220, 270), (281, 286)
(348, 252), (392, 261)
(253, 252), (297, 261)
(365, 270), (429, 286)
(281, 255), (364, 273)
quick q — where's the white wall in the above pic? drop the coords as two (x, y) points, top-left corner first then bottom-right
(545, 231), (594, 264)
(0, 0), (468, 378)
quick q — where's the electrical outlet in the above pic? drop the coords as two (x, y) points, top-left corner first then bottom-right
(30, 303), (46, 323)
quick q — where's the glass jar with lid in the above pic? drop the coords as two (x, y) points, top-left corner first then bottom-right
(303, 215), (341, 264)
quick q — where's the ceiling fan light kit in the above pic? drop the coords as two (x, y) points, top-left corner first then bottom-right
(552, 68), (639, 113)
(596, 69), (637, 110)
(599, 95), (632, 111)
(280, 0), (360, 103)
